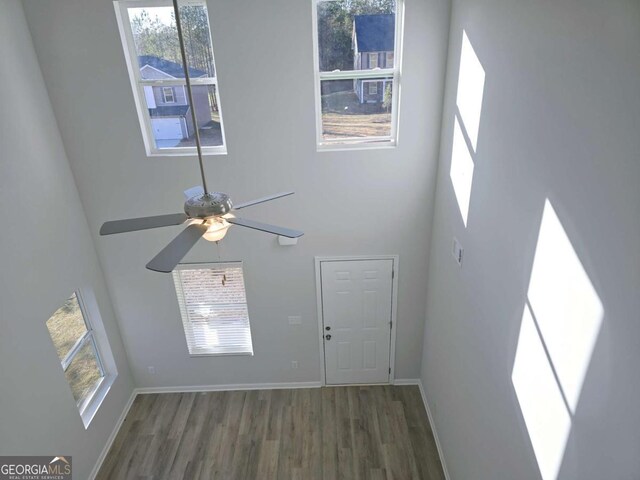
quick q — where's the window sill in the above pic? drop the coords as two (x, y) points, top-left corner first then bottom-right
(145, 147), (228, 157)
(317, 140), (397, 153)
(79, 373), (117, 429)
(189, 351), (254, 357)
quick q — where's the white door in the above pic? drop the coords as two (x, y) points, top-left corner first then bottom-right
(320, 259), (394, 385)
(151, 118), (184, 140)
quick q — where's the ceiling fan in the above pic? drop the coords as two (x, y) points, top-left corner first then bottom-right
(100, 0), (303, 273)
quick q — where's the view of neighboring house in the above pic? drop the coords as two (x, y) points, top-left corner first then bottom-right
(352, 14), (395, 104)
(138, 55), (212, 145)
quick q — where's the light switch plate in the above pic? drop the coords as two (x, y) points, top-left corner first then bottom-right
(452, 237), (464, 266)
(288, 315), (302, 325)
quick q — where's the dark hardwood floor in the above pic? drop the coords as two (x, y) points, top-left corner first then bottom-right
(97, 385), (445, 479)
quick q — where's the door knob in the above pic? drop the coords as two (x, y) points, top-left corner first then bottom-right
(325, 334), (332, 340)
(325, 326), (331, 331)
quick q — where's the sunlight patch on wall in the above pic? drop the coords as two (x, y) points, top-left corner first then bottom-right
(450, 30), (485, 227)
(512, 199), (604, 480)
(450, 117), (475, 226)
(512, 306), (572, 480)
(528, 200), (604, 412)
(456, 31), (486, 152)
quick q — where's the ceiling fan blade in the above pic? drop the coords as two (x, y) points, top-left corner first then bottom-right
(146, 223), (207, 273)
(233, 191), (295, 210)
(100, 213), (188, 236)
(227, 216), (303, 239)
(184, 185), (204, 199)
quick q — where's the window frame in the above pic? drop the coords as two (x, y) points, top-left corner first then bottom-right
(311, 0), (404, 151)
(60, 292), (106, 412)
(162, 86), (175, 103)
(172, 262), (254, 357)
(47, 289), (117, 428)
(386, 51), (394, 68)
(368, 81), (378, 95)
(114, 0), (227, 157)
(368, 52), (379, 69)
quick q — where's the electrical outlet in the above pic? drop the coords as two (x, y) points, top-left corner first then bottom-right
(452, 237), (464, 266)
(291, 361), (299, 369)
(288, 315), (302, 325)
(147, 366), (156, 375)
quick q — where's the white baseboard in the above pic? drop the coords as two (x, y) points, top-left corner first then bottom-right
(417, 380), (451, 480)
(88, 389), (137, 480)
(135, 381), (322, 394)
(393, 378), (420, 385)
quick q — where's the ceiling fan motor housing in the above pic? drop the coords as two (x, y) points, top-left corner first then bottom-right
(184, 192), (233, 219)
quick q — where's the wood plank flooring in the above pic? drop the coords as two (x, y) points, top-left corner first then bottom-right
(97, 385), (445, 480)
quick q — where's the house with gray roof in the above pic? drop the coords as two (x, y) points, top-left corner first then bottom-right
(138, 55), (212, 146)
(352, 14), (395, 104)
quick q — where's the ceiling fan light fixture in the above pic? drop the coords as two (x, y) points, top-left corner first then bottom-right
(187, 217), (231, 242)
(98, 0), (303, 272)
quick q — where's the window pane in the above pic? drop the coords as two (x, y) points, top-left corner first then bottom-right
(65, 340), (103, 405)
(46, 293), (88, 363)
(145, 84), (223, 149)
(128, 5), (216, 77)
(317, 0), (395, 72)
(321, 78), (394, 141)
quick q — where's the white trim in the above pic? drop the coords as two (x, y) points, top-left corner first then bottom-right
(140, 63), (177, 80)
(162, 86), (175, 103)
(386, 51), (394, 68)
(136, 381), (322, 394)
(417, 380), (452, 480)
(80, 375), (115, 429)
(390, 0), (404, 145)
(174, 261), (242, 271)
(317, 141), (397, 153)
(319, 68), (395, 81)
(368, 52), (379, 69)
(88, 389), (137, 480)
(48, 290), (115, 428)
(139, 77), (212, 86)
(314, 255), (399, 387)
(113, 0), (228, 157)
(311, 0), (323, 146)
(393, 377), (420, 385)
(310, 0), (404, 150)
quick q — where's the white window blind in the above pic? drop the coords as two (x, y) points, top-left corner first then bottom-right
(172, 263), (254, 356)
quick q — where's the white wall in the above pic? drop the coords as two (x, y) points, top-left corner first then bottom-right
(0, 0), (135, 477)
(421, 0), (640, 479)
(22, 0), (450, 387)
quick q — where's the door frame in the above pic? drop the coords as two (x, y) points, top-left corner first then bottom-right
(314, 255), (399, 386)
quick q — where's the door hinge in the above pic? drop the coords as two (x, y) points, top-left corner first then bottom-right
(389, 367), (391, 374)
(392, 269), (395, 279)
(390, 320), (393, 330)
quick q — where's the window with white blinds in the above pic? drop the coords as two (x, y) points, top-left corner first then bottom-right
(172, 262), (254, 356)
